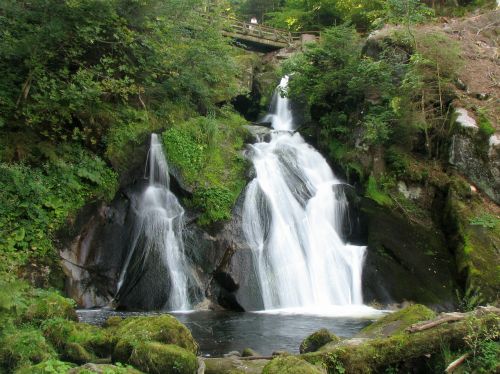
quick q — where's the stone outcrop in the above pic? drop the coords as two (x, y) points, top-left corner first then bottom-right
(449, 107), (500, 204)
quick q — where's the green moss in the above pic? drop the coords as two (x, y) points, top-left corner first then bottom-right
(359, 305), (436, 338)
(162, 108), (248, 224)
(15, 359), (75, 374)
(300, 329), (340, 354)
(241, 348), (259, 357)
(263, 356), (323, 374)
(21, 290), (77, 324)
(365, 175), (393, 207)
(42, 318), (115, 360)
(128, 342), (197, 374)
(112, 315), (198, 356)
(0, 326), (57, 372)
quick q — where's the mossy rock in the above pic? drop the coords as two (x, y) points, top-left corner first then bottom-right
(0, 326), (57, 372)
(128, 342), (197, 374)
(15, 359), (75, 374)
(68, 363), (143, 373)
(299, 329), (340, 354)
(112, 315), (198, 355)
(358, 304), (436, 338)
(263, 356), (324, 374)
(42, 318), (115, 360)
(241, 348), (259, 357)
(21, 290), (77, 323)
(104, 316), (123, 328)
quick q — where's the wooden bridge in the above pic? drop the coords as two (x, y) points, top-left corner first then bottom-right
(222, 18), (314, 50)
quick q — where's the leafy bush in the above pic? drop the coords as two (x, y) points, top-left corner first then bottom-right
(0, 146), (117, 279)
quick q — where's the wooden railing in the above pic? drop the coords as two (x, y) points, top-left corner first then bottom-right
(225, 17), (301, 46)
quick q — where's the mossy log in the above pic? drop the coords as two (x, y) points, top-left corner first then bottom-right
(302, 309), (500, 373)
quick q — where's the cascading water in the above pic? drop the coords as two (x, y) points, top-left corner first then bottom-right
(116, 134), (194, 311)
(243, 76), (367, 312)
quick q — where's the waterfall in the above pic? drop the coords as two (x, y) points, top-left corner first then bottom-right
(116, 134), (193, 311)
(243, 76), (367, 312)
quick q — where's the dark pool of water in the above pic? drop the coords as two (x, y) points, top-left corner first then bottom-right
(77, 309), (374, 357)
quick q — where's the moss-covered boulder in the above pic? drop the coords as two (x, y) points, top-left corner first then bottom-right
(127, 342), (197, 374)
(263, 356), (324, 374)
(241, 348), (259, 357)
(42, 318), (114, 363)
(299, 329), (340, 354)
(358, 305), (436, 339)
(0, 327), (57, 372)
(112, 315), (198, 355)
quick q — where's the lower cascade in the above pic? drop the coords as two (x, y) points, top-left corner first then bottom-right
(115, 134), (197, 310)
(243, 77), (367, 311)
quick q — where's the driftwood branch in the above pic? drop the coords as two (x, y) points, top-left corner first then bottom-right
(407, 306), (500, 333)
(445, 353), (470, 373)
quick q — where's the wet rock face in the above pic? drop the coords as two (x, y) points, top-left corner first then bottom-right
(60, 197), (132, 308)
(361, 199), (459, 310)
(60, 172), (262, 311)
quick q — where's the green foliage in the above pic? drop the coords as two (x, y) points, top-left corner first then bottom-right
(0, 0), (238, 144)
(163, 108), (248, 224)
(0, 146), (117, 278)
(455, 285), (485, 312)
(384, 0), (434, 25)
(463, 315), (500, 373)
(284, 25), (396, 162)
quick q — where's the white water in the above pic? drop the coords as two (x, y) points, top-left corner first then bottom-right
(117, 134), (191, 310)
(243, 76), (368, 314)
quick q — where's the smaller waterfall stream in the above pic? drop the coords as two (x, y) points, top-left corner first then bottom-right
(243, 77), (368, 313)
(116, 134), (193, 311)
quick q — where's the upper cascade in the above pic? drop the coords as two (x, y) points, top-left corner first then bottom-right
(243, 77), (367, 312)
(115, 134), (198, 311)
(262, 76), (295, 131)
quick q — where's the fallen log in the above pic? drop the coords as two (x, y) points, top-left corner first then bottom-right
(407, 306), (500, 333)
(302, 310), (499, 373)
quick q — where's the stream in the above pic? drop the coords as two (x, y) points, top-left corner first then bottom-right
(77, 309), (375, 357)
